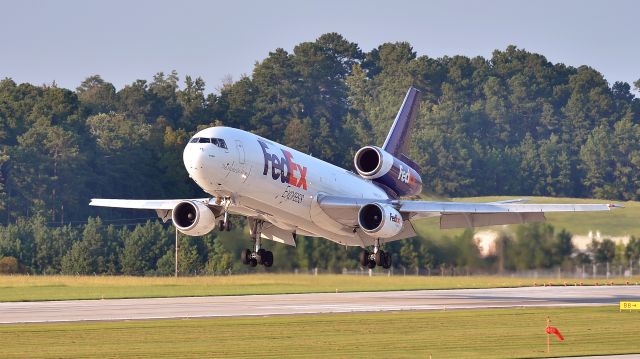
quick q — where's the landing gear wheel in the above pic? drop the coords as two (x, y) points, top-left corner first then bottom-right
(218, 220), (225, 231)
(249, 258), (258, 267)
(240, 249), (251, 265)
(382, 252), (392, 269)
(359, 250), (370, 267)
(224, 220), (232, 231)
(374, 250), (385, 266)
(367, 260), (376, 269)
(263, 251), (274, 267)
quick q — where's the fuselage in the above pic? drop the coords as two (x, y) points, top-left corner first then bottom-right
(183, 126), (390, 246)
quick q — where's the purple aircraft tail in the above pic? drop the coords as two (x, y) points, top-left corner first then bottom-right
(382, 87), (421, 172)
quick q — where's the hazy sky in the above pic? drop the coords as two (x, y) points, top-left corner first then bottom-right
(1, 0), (638, 93)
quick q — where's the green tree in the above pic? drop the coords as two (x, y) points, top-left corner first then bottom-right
(121, 221), (171, 275)
(205, 240), (233, 275)
(625, 236), (640, 266)
(177, 75), (207, 130)
(552, 229), (574, 267)
(178, 236), (204, 275)
(116, 79), (152, 121)
(148, 71), (182, 125)
(59, 217), (117, 274)
(595, 239), (616, 265)
(251, 48), (301, 139)
(580, 124), (616, 198)
(76, 75), (117, 115)
(61, 241), (92, 274)
(509, 224), (555, 270)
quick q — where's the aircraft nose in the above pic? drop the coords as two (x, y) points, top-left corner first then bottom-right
(183, 143), (207, 175)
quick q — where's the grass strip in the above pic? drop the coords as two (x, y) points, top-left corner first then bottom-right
(1, 306), (638, 358)
(1, 274), (638, 302)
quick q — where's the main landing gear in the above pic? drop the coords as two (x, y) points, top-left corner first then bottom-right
(360, 239), (392, 269)
(240, 218), (274, 268)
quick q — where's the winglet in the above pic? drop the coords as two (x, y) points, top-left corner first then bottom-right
(382, 87), (421, 158)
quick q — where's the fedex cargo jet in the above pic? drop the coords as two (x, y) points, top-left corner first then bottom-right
(91, 88), (620, 269)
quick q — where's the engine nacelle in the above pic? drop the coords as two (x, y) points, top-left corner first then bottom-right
(358, 203), (403, 238)
(171, 200), (217, 236)
(354, 146), (422, 197)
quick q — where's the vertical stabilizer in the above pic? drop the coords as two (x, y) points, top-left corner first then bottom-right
(382, 87), (422, 162)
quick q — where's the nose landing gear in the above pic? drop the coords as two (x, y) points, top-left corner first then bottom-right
(217, 197), (232, 231)
(240, 218), (274, 268)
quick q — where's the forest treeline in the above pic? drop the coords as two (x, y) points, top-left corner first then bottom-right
(1, 216), (638, 275)
(1, 33), (639, 275)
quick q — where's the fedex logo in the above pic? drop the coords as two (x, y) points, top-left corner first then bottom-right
(390, 213), (402, 224)
(398, 165), (411, 184)
(258, 140), (308, 190)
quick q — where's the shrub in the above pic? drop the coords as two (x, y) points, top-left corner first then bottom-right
(0, 256), (20, 274)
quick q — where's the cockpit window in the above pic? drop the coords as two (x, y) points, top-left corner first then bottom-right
(190, 137), (227, 149)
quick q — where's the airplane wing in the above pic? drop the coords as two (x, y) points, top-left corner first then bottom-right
(90, 198), (213, 210)
(90, 198), (297, 246)
(317, 195), (621, 229)
(90, 198), (216, 223)
(398, 200), (620, 228)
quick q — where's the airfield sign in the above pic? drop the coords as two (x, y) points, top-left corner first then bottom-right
(619, 301), (640, 311)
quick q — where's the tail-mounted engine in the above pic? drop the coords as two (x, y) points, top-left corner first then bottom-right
(358, 203), (403, 238)
(172, 200), (217, 236)
(354, 146), (422, 197)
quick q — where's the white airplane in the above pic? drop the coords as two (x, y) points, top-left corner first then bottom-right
(91, 87), (621, 269)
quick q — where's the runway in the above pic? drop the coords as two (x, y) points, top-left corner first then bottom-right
(1, 286), (638, 324)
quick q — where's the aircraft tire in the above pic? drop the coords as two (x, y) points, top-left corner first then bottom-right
(225, 221), (232, 231)
(367, 260), (376, 269)
(249, 258), (258, 267)
(240, 249), (251, 265)
(382, 252), (392, 269)
(218, 220), (225, 231)
(359, 250), (369, 267)
(263, 251), (273, 267)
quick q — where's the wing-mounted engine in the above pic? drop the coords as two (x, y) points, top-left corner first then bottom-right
(171, 200), (217, 236)
(358, 203), (403, 238)
(354, 146), (422, 197)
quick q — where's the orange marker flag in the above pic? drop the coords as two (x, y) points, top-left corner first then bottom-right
(545, 326), (564, 341)
(545, 317), (564, 353)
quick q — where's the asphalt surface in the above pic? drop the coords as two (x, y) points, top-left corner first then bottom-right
(1, 286), (639, 324)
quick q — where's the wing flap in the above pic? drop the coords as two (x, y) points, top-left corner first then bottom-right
(260, 223), (296, 247)
(440, 212), (545, 229)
